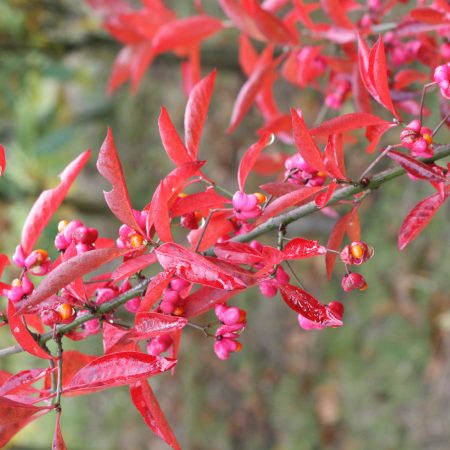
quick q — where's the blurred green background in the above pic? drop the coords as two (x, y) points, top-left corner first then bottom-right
(1, 1), (450, 450)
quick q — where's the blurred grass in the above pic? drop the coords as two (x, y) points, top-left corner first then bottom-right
(1, 1), (450, 450)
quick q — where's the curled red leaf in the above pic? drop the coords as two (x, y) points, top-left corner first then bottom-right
(282, 238), (326, 259)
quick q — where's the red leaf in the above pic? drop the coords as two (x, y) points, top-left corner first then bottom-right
(138, 270), (175, 313)
(387, 151), (447, 183)
(21, 150), (91, 255)
(251, 0), (296, 44)
(52, 411), (67, 450)
(158, 107), (192, 165)
(227, 47), (276, 134)
(181, 45), (201, 96)
(184, 70), (216, 160)
(64, 352), (176, 395)
(183, 286), (239, 318)
(102, 322), (136, 354)
(130, 380), (181, 450)
(131, 312), (187, 340)
(253, 152), (288, 175)
(257, 186), (324, 223)
(282, 238), (327, 259)
(0, 397), (51, 448)
(259, 181), (301, 197)
(97, 129), (143, 233)
(18, 248), (130, 314)
(398, 193), (445, 250)
(410, 7), (447, 24)
(170, 190), (230, 217)
(146, 161), (206, 239)
(187, 211), (234, 252)
(238, 133), (273, 191)
(370, 36), (399, 119)
(148, 181), (173, 243)
(0, 254), (10, 278)
(365, 122), (397, 154)
(0, 144), (5, 176)
(112, 253), (158, 281)
(0, 368), (52, 396)
(394, 69), (428, 90)
(311, 113), (392, 137)
(218, 0), (264, 40)
(279, 284), (327, 322)
(324, 134), (346, 179)
(7, 302), (53, 359)
(156, 243), (246, 290)
(214, 242), (265, 265)
(291, 109), (326, 172)
(346, 206), (361, 242)
(320, 0), (354, 29)
(315, 181), (338, 208)
(55, 351), (97, 387)
(152, 16), (223, 55)
(326, 211), (351, 279)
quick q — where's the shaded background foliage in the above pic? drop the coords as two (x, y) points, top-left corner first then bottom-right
(0, 1), (449, 449)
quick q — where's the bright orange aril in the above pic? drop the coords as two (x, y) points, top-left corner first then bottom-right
(57, 303), (75, 321)
(130, 234), (145, 248)
(254, 192), (267, 204)
(350, 243), (364, 259)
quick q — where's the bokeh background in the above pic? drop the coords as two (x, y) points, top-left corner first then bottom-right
(1, 1), (450, 449)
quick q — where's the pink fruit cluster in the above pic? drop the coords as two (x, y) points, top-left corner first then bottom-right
(400, 120), (434, 158)
(214, 303), (246, 360)
(284, 154), (326, 187)
(55, 220), (99, 254)
(232, 191), (264, 220)
(116, 209), (148, 249)
(159, 277), (190, 315)
(13, 246), (52, 276)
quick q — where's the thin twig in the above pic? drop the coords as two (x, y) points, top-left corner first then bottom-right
(359, 144), (400, 180)
(284, 261), (305, 289)
(419, 82), (437, 123)
(433, 112), (450, 136)
(54, 335), (63, 409)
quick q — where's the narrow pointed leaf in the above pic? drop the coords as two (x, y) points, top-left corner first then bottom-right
(131, 312), (187, 340)
(282, 238), (326, 259)
(0, 144), (5, 176)
(159, 107), (192, 165)
(311, 113), (392, 136)
(398, 193), (445, 250)
(279, 284), (327, 322)
(370, 36), (400, 119)
(214, 242), (264, 265)
(138, 269), (175, 312)
(326, 211), (351, 279)
(387, 150), (447, 183)
(112, 253), (158, 281)
(130, 380), (181, 450)
(170, 190), (230, 217)
(7, 302), (52, 359)
(346, 206), (361, 242)
(97, 129), (143, 233)
(18, 248), (130, 313)
(183, 286), (239, 318)
(291, 109), (326, 172)
(0, 397), (51, 448)
(21, 150), (91, 255)
(64, 352), (176, 395)
(52, 411), (67, 450)
(257, 186), (324, 223)
(156, 243), (246, 290)
(238, 133), (273, 191)
(184, 70), (216, 160)
(152, 16), (223, 55)
(227, 48), (276, 134)
(315, 181), (338, 208)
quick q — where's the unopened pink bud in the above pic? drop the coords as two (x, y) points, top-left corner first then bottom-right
(96, 287), (117, 305)
(170, 277), (190, 292)
(259, 279), (278, 298)
(434, 63), (450, 99)
(124, 296), (141, 313)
